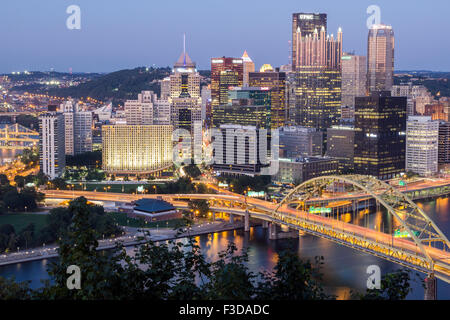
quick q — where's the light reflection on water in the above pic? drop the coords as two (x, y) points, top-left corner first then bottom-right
(0, 197), (449, 299)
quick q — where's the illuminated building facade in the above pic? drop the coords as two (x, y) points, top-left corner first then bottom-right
(341, 53), (366, 107)
(249, 69), (287, 128)
(292, 13), (327, 70)
(438, 121), (450, 165)
(292, 66), (342, 131)
(212, 87), (271, 129)
(211, 57), (243, 111)
(406, 116), (439, 176)
(170, 45), (202, 134)
(354, 91), (407, 180)
(326, 125), (355, 173)
(39, 113), (65, 179)
(290, 15), (342, 138)
(60, 99), (92, 155)
(274, 157), (338, 184)
(242, 51), (255, 87)
(279, 126), (323, 158)
(102, 125), (173, 174)
(367, 24), (395, 93)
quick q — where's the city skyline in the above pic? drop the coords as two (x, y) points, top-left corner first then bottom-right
(1, 0), (450, 73)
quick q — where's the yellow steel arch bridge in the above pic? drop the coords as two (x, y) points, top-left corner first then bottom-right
(0, 123), (39, 149)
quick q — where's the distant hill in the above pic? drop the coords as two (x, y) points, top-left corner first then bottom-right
(394, 71), (450, 97)
(44, 67), (172, 106)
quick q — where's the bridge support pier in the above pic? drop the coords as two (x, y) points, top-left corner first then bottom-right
(229, 214), (234, 224)
(424, 275), (437, 300)
(269, 223), (278, 240)
(244, 212), (250, 232)
(262, 221), (269, 229)
(268, 224), (298, 240)
(211, 212), (215, 221)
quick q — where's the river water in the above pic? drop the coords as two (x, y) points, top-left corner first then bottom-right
(1, 197), (449, 300)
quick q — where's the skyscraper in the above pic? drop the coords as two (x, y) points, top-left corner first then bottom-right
(367, 24), (395, 93)
(242, 51), (255, 87)
(60, 99), (92, 155)
(438, 121), (450, 165)
(341, 53), (367, 108)
(326, 125), (355, 173)
(292, 13), (327, 70)
(249, 68), (287, 128)
(354, 91), (406, 180)
(212, 87), (271, 129)
(290, 19), (343, 137)
(210, 57), (243, 112)
(169, 43), (202, 133)
(406, 116), (439, 176)
(39, 113), (65, 179)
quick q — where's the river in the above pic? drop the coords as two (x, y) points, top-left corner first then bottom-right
(0, 197), (449, 299)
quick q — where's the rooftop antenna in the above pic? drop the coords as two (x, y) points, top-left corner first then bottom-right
(183, 33), (186, 66)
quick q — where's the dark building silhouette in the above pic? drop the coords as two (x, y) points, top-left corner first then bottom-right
(354, 91), (406, 180)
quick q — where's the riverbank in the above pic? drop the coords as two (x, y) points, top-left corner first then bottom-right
(0, 220), (248, 266)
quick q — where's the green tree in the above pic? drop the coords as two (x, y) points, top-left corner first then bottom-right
(0, 174), (9, 186)
(355, 269), (416, 300)
(256, 252), (331, 300)
(188, 199), (210, 218)
(0, 277), (32, 300)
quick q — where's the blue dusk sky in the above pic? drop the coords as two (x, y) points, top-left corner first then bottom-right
(0, 0), (449, 73)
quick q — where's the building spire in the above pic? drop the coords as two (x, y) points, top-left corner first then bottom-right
(183, 33), (186, 66)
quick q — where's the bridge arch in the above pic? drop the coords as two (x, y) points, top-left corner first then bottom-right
(274, 175), (450, 271)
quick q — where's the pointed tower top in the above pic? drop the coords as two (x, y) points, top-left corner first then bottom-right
(174, 33), (196, 68)
(242, 50), (253, 62)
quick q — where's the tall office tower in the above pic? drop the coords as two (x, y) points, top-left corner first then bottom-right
(60, 99), (92, 155)
(292, 13), (327, 70)
(60, 99), (76, 155)
(39, 113), (65, 179)
(74, 111), (93, 154)
(438, 121), (450, 165)
(212, 87), (271, 129)
(392, 83), (431, 116)
(201, 85), (211, 124)
(279, 126), (323, 158)
(102, 125), (173, 174)
(125, 91), (154, 125)
(160, 77), (171, 100)
(367, 24), (395, 93)
(242, 51), (255, 87)
(211, 57), (243, 112)
(354, 91), (407, 180)
(406, 116), (439, 176)
(341, 53), (367, 107)
(249, 68), (287, 128)
(326, 125), (355, 173)
(170, 49), (202, 133)
(291, 22), (342, 136)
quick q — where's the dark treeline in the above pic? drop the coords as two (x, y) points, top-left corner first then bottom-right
(0, 197), (120, 253)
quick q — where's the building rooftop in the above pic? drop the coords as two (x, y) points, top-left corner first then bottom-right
(134, 198), (176, 214)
